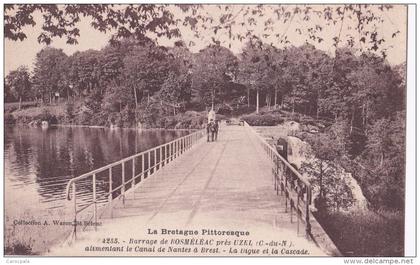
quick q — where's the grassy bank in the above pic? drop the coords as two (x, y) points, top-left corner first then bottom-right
(4, 208), (73, 255)
(314, 210), (404, 256)
(4, 102), (220, 129)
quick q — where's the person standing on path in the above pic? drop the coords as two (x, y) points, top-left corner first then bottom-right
(207, 120), (215, 142)
(214, 120), (219, 141)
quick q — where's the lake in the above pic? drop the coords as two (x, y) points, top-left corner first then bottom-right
(4, 125), (191, 254)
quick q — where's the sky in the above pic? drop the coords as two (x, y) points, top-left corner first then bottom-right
(4, 4), (407, 74)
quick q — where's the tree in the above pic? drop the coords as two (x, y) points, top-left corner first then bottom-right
(192, 43), (238, 108)
(67, 49), (101, 98)
(158, 72), (192, 115)
(32, 47), (68, 103)
(358, 112), (405, 209)
(238, 37), (277, 113)
(122, 42), (172, 108)
(5, 66), (31, 109)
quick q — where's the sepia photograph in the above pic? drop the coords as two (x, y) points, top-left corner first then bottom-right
(2, 1), (416, 261)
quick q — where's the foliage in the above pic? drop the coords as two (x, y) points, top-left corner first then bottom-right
(5, 4), (180, 45)
(5, 4), (400, 57)
(300, 121), (354, 212)
(357, 111), (405, 209)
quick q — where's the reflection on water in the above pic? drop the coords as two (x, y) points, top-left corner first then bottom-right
(4, 126), (190, 212)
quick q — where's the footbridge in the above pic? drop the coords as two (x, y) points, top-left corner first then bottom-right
(52, 122), (340, 256)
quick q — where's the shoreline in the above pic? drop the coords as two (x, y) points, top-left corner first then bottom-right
(51, 124), (196, 131)
(6, 123), (199, 131)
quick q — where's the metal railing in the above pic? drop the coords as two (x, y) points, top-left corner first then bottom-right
(243, 121), (312, 237)
(65, 129), (205, 238)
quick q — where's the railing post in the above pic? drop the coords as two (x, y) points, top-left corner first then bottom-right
(305, 186), (311, 238)
(122, 162), (125, 205)
(132, 158), (135, 199)
(141, 154), (144, 180)
(148, 152), (151, 175)
(297, 195), (300, 234)
(72, 182), (77, 239)
(93, 173), (97, 231)
(160, 146), (164, 167)
(166, 144), (169, 163)
(290, 199), (294, 223)
(170, 143), (173, 161)
(154, 148), (157, 171)
(108, 167), (113, 218)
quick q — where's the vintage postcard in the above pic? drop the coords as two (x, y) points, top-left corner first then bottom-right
(2, 2), (416, 261)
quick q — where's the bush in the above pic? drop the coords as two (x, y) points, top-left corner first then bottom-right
(4, 113), (15, 124)
(65, 102), (75, 122)
(35, 109), (58, 125)
(4, 241), (34, 255)
(241, 113), (284, 126)
(231, 105), (255, 116)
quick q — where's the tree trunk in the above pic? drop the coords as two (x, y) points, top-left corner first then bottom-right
(274, 88), (278, 109)
(380, 152), (384, 166)
(256, 89), (260, 114)
(316, 104), (320, 120)
(265, 92), (270, 110)
(292, 98), (295, 114)
(350, 106), (355, 134)
(133, 87), (138, 108)
(19, 97), (22, 110)
(319, 162), (324, 198)
(247, 87), (250, 107)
